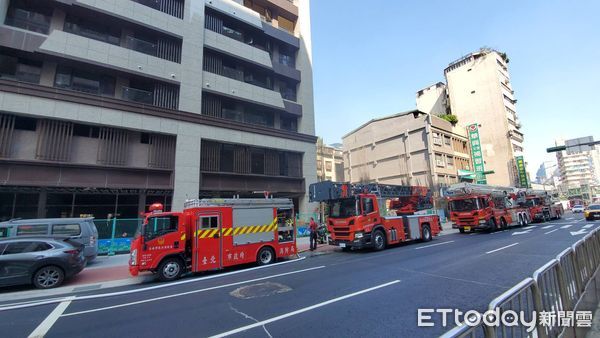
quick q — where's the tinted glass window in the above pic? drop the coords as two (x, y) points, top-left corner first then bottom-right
(200, 216), (219, 229)
(16, 224), (49, 236)
(0, 227), (9, 238)
(144, 216), (178, 241)
(3, 241), (51, 254)
(52, 224), (82, 236)
(589, 205), (600, 210)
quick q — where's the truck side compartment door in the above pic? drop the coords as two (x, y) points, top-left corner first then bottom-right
(194, 214), (221, 271)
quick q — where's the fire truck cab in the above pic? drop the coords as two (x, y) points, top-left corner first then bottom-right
(523, 190), (563, 222)
(129, 198), (297, 281)
(309, 181), (441, 251)
(447, 183), (530, 233)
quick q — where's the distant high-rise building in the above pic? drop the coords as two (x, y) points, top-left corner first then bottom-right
(535, 164), (547, 184)
(417, 48), (525, 187)
(555, 139), (600, 190)
(316, 139), (344, 182)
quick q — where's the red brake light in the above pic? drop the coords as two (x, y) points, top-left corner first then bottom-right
(64, 249), (80, 255)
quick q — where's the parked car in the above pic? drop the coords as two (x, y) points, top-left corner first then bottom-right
(0, 218), (98, 262)
(0, 237), (86, 289)
(572, 205), (585, 213)
(585, 204), (600, 221)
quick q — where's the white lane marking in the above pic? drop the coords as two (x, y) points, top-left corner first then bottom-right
(541, 225), (555, 229)
(575, 219), (585, 223)
(414, 241), (455, 250)
(566, 217), (574, 220)
(561, 224), (574, 229)
(207, 280), (401, 338)
(28, 297), (74, 338)
(61, 266), (325, 317)
(486, 243), (519, 254)
(584, 224), (595, 229)
(469, 233), (477, 236)
(571, 230), (588, 236)
(0, 256), (307, 312)
(545, 229), (559, 235)
(522, 225), (538, 229)
(512, 231), (531, 236)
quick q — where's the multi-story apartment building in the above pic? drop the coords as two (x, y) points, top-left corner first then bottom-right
(444, 48), (524, 186)
(555, 139), (600, 190)
(343, 110), (472, 193)
(316, 138), (343, 182)
(0, 0), (316, 220)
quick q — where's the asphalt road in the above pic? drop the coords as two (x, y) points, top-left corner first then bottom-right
(1, 211), (597, 338)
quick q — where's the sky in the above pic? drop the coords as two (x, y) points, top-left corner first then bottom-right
(309, 0), (600, 179)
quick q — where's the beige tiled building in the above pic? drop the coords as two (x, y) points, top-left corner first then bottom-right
(316, 139), (344, 182)
(444, 48), (525, 186)
(0, 0), (316, 220)
(342, 110), (472, 194)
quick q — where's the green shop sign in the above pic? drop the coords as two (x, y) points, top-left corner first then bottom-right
(515, 155), (529, 188)
(467, 123), (487, 184)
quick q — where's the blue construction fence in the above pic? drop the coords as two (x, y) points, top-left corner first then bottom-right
(94, 213), (319, 255)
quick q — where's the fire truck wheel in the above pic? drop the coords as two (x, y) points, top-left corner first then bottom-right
(257, 247), (275, 265)
(372, 229), (386, 251)
(518, 215), (524, 227)
(459, 228), (465, 234)
(421, 225), (432, 242)
(487, 218), (497, 233)
(500, 218), (508, 230)
(157, 257), (184, 282)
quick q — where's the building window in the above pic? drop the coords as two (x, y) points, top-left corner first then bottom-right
(251, 149), (265, 174)
(447, 156), (454, 168)
(280, 116), (298, 132)
(435, 153), (445, 167)
(0, 55), (41, 84)
(444, 135), (451, 146)
(325, 161), (332, 171)
(432, 133), (442, 146)
(277, 16), (295, 33)
(54, 66), (115, 96)
(64, 14), (121, 46)
(4, 0), (52, 34)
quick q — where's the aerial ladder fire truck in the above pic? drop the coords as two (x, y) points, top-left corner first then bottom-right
(522, 189), (563, 222)
(309, 181), (441, 251)
(446, 183), (530, 233)
(129, 197), (297, 281)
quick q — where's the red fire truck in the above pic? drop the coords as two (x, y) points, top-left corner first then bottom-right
(309, 181), (441, 251)
(129, 198), (297, 281)
(446, 183), (530, 233)
(523, 189), (563, 222)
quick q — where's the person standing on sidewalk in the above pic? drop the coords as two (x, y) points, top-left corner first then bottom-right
(309, 217), (318, 251)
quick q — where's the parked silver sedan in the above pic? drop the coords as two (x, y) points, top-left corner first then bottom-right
(0, 237), (86, 289)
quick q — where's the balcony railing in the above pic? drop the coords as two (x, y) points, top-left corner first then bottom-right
(131, 0), (184, 19)
(125, 36), (157, 56)
(122, 86), (153, 105)
(222, 26), (243, 42)
(222, 67), (244, 82)
(4, 16), (50, 34)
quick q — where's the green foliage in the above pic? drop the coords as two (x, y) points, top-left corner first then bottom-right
(439, 114), (458, 125)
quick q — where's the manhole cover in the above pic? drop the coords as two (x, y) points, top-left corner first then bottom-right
(230, 282), (292, 299)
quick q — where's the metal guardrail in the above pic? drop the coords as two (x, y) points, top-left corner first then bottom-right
(443, 227), (600, 338)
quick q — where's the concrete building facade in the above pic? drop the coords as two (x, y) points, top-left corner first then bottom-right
(316, 138), (343, 182)
(342, 110), (472, 194)
(0, 0), (316, 220)
(443, 48), (525, 186)
(555, 139), (600, 191)
(416, 82), (448, 117)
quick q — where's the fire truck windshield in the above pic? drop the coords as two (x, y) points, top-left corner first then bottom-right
(449, 198), (479, 212)
(143, 216), (179, 241)
(329, 198), (359, 218)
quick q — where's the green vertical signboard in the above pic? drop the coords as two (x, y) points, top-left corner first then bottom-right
(467, 124), (487, 184)
(515, 155), (529, 188)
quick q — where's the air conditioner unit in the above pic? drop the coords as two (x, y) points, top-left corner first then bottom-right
(436, 160), (445, 167)
(433, 138), (443, 146)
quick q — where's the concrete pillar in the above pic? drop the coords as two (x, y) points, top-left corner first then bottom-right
(39, 61), (57, 86)
(37, 189), (47, 218)
(50, 8), (66, 32)
(138, 190), (146, 216)
(171, 130), (201, 211)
